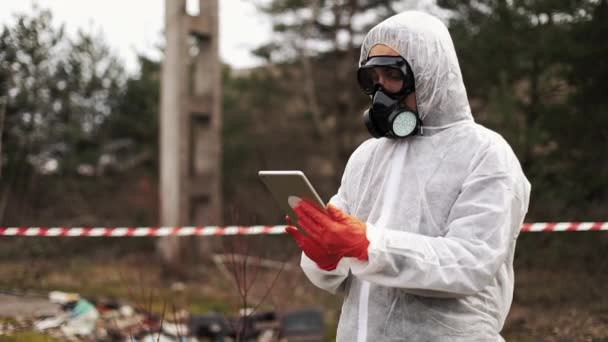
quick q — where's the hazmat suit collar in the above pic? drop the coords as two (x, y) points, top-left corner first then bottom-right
(359, 11), (474, 129)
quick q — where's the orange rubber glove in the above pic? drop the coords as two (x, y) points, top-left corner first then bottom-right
(292, 199), (369, 261)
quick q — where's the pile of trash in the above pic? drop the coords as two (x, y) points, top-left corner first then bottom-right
(14, 291), (325, 341)
(0, 316), (31, 336)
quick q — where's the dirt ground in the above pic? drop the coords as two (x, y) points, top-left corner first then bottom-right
(0, 235), (607, 341)
(0, 294), (60, 317)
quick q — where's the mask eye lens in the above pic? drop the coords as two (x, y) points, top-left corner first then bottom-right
(386, 68), (402, 81)
(357, 68), (376, 94)
(358, 66), (404, 95)
(377, 67), (404, 94)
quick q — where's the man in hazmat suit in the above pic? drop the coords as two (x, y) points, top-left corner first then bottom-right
(285, 10), (531, 341)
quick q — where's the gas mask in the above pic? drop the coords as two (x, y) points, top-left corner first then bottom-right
(357, 55), (421, 138)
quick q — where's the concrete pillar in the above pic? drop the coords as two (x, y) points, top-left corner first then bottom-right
(159, 0), (221, 264)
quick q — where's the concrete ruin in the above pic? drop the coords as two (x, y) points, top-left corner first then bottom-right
(158, 0), (222, 263)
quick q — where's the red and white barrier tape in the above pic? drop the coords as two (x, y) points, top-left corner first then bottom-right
(0, 222), (607, 236)
(520, 222), (608, 232)
(0, 226), (287, 237)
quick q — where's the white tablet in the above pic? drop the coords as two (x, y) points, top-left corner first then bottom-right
(258, 170), (326, 226)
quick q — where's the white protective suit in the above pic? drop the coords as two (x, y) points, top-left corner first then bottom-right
(300, 11), (531, 342)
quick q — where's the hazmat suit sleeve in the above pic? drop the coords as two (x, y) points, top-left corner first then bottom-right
(299, 169), (352, 294)
(350, 143), (530, 298)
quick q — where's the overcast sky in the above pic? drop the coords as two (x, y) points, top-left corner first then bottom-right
(0, 0), (273, 72)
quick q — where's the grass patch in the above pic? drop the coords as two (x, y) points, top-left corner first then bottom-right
(0, 331), (65, 342)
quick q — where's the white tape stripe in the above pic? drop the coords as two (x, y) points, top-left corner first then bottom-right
(529, 223), (548, 232)
(133, 228), (150, 236)
(155, 227), (173, 236)
(177, 227), (196, 236)
(224, 227), (239, 235)
(88, 228), (106, 236)
(66, 228), (83, 236)
(553, 222), (571, 231)
(578, 222), (594, 231)
(46, 228), (63, 236)
(4, 228), (19, 235)
(25, 228), (40, 236)
(110, 228), (129, 236)
(200, 227), (219, 236)
(268, 226), (287, 234)
(248, 226), (265, 235)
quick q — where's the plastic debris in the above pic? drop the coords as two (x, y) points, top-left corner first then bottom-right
(49, 291), (80, 304)
(13, 290), (324, 341)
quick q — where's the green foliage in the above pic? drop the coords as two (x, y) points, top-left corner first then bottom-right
(0, 6), (160, 226)
(100, 55), (160, 174)
(0, 7), (126, 176)
(439, 0), (608, 220)
(221, 64), (307, 224)
(235, 2), (401, 213)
